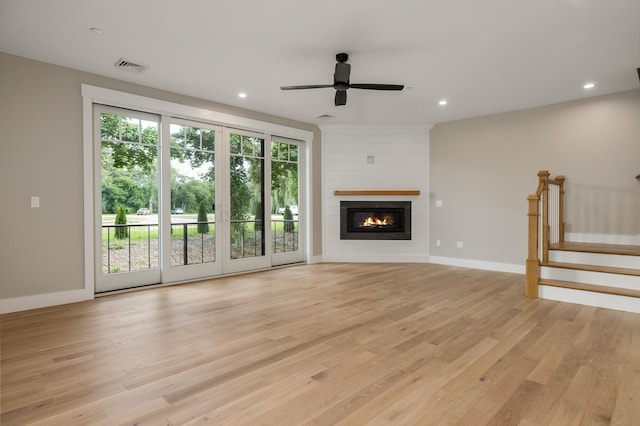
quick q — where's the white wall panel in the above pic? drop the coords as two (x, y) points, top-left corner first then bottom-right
(321, 125), (431, 262)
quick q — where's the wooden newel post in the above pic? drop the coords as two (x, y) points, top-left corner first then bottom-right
(526, 194), (540, 298)
(538, 170), (550, 263)
(556, 175), (565, 243)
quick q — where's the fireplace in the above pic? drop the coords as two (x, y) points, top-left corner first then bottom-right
(340, 201), (411, 240)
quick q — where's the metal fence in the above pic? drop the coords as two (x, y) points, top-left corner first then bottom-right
(102, 218), (298, 273)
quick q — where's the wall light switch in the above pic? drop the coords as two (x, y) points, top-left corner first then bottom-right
(436, 239), (441, 247)
(456, 241), (464, 249)
(31, 196), (40, 208)
(435, 200), (443, 207)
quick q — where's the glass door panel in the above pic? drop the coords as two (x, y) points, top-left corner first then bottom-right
(96, 106), (161, 292)
(271, 137), (304, 265)
(225, 130), (270, 273)
(163, 120), (222, 282)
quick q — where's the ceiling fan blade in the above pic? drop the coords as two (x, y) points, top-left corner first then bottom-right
(334, 62), (351, 84)
(350, 84), (405, 91)
(280, 84), (334, 90)
(335, 90), (347, 106)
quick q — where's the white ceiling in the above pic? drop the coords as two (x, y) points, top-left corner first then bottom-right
(1, 0), (639, 126)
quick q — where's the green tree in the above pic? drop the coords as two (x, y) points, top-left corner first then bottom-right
(101, 113), (158, 173)
(169, 125), (215, 214)
(283, 205), (294, 232)
(270, 141), (298, 214)
(197, 202), (209, 234)
(114, 206), (128, 239)
(254, 201), (263, 232)
(229, 154), (251, 220)
(101, 113), (159, 214)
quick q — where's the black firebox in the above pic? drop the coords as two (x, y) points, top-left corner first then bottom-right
(340, 201), (411, 240)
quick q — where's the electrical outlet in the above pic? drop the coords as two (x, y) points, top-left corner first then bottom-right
(436, 239), (441, 247)
(31, 196), (40, 208)
(456, 241), (464, 248)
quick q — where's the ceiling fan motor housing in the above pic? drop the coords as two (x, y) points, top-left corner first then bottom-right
(280, 52), (404, 106)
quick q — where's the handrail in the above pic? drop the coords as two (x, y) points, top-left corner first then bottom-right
(526, 170), (565, 298)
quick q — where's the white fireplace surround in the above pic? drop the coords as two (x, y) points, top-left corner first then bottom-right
(321, 125), (431, 263)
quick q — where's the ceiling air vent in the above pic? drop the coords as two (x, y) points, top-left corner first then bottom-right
(114, 58), (147, 73)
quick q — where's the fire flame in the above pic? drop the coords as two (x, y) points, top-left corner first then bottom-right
(361, 216), (390, 227)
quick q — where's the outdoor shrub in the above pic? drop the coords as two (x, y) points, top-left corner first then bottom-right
(114, 206), (128, 239)
(283, 205), (294, 232)
(197, 202), (209, 234)
(254, 201), (263, 232)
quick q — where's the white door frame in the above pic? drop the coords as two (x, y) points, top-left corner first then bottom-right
(82, 84), (314, 294)
(93, 105), (163, 293)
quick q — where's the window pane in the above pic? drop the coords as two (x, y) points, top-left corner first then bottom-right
(253, 137), (264, 157)
(121, 117), (140, 142)
(201, 129), (215, 152)
(140, 120), (157, 144)
(230, 133), (241, 154)
(242, 136), (254, 156)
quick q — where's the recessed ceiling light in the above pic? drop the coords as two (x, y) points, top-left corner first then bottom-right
(439, 100), (448, 106)
(583, 82), (595, 89)
(89, 27), (103, 35)
(238, 92), (247, 98)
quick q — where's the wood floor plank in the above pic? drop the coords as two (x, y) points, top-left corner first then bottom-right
(2, 263), (640, 425)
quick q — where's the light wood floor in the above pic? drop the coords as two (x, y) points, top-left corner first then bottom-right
(2, 263), (640, 425)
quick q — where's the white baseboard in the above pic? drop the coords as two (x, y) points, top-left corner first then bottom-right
(308, 255), (324, 264)
(0, 288), (94, 314)
(566, 233), (640, 245)
(429, 256), (525, 274)
(323, 252), (430, 263)
(539, 285), (640, 314)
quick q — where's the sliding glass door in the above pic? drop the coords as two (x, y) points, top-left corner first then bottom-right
(223, 129), (270, 274)
(271, 136), (304, 266)
(162, 119), (223, 283)
(96, 106), (161, 292)
(94, 106), (305, 293)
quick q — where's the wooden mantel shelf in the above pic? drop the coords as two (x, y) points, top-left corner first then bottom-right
(334, 190), (421, 196)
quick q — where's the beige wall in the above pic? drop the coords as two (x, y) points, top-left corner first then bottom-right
(1, 50), (638, 303)
(0, 53), (322, 299)
(430, 90), (640, 266)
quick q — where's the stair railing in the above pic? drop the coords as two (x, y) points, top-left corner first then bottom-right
(526, 170), (565, 297)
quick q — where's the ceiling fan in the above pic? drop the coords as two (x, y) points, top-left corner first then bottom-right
(280, 53), (404, 106)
